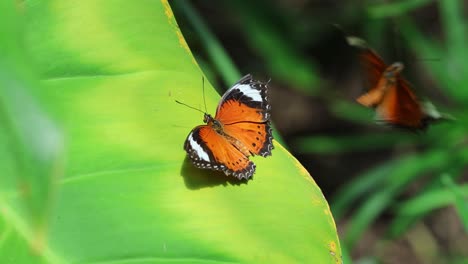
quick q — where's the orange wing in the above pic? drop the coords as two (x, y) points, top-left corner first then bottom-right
(215, 74), (274, 157)
(357, 62), (405, 108)
(356, 49), (390, 107)
(356, 74), (392, 107)
(223, 121), (273, 157)
(215, 74), (271, 124)
(360, 48), (388, 90)
(375, 79), (424, 129)
(184, 125), (256, 179)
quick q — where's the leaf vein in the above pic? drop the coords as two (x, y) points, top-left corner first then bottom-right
(79, 256), (238, 264)
(61, 163), (179, 185)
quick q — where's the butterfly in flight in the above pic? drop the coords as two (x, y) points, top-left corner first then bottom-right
(181, 74), (274, 180)
(354, 43), (445, 130)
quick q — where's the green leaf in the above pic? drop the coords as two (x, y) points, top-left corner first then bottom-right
(293, 132), (415, 154)
(342, 150), (449, 249)
(170, 1), (241, 86)
(331, 160), (396, 219)
(439, 0), (467, 76)
(398, 16), (468, 102)
(388, 148), (468, 237)
(366, 0), (435, 19)
(0, 0), (64, 254)
(219, 0), (320, 93)
(394, 183), (468, 216)
(329, 100), (375, 125)
(389, 181), (468, 237)
(441, 174), (468, 233)
(1, 0), (341, 263)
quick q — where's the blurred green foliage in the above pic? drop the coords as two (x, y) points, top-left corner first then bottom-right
(0, 0), (63, 250)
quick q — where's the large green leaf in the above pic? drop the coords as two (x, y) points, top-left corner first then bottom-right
(1, 0), (341, 263)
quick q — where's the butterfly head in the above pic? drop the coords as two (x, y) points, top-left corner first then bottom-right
(384, 62), (404, 79)
(203, 113), (223, 131)
(203, 113), (213, 124)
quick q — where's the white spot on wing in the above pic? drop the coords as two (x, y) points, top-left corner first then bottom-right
(235, 84), (263, 102)
(188, 133), (210, 162)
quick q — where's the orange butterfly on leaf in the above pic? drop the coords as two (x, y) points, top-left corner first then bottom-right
(349, 37), (448, 131)
(181, 74), (274, 180)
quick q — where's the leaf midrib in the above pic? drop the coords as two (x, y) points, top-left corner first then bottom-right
(77, 256), (238, 264)
(40, 69), (189, 82)
(61, 162), (180, 185)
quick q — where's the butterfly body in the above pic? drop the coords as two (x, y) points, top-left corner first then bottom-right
(184, 74), (273, 180)
(357, 62), (404, 108)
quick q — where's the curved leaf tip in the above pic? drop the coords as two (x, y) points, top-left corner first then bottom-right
(162, 0), (192, 58)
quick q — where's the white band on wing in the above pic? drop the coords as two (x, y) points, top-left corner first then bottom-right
(188, 133), (210, 161)
(235, 84), (263, 102)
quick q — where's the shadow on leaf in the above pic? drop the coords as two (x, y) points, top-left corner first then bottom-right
(180, 157), (248, 189)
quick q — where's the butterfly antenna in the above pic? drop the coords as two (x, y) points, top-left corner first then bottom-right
(175, 100), (205, 114)
(415, 58), (441, 62)
(202, 76), (208, 113)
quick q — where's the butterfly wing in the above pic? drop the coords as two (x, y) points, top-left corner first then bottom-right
(356, 49), (391, 107)
(375, 78), (424, 129)
(356, 74), (391, 107)
(361, 48), (388, 90)
(216, 74), (271, 123)
(223, 121), (273, 157)
(184, 125), (256, 179)
(215, 74), (274, 157)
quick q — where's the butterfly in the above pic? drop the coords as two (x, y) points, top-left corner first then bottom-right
(355, 46), (444, 130)
(183, 74), (274, 180)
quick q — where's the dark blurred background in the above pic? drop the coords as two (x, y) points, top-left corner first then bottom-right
(172, 1), (468, 263)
